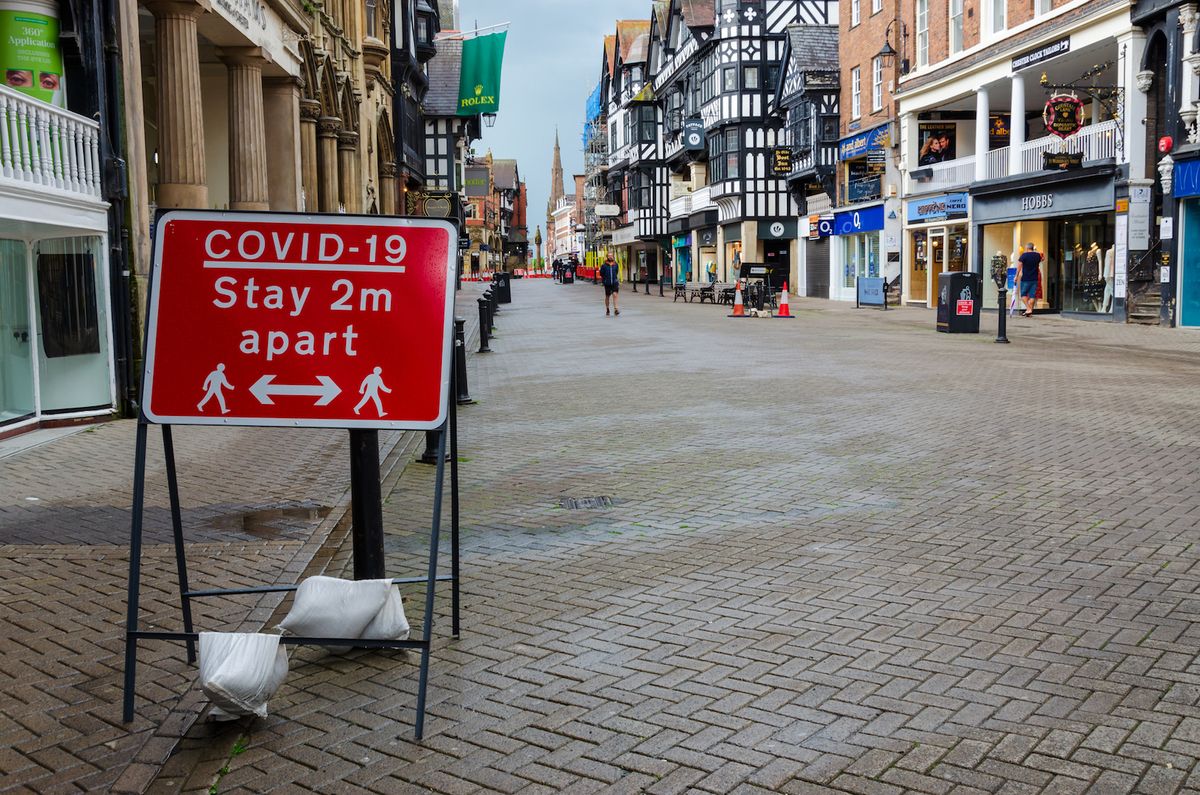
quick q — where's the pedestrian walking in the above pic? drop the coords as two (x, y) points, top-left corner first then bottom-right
(600, 255), (620, 316)
(1017, 242), (1043, 318)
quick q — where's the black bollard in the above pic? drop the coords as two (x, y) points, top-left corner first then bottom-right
(418, 429), (448, 464)
(487, 289), (498, 331)
(477, 297), (491, 352)
(996, 287), (1010, 344)
(455, 318), (474, 404)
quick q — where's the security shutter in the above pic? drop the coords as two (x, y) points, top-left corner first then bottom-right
(806, 238), (829, 298)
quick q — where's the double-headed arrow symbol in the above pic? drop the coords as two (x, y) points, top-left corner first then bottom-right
(250, 375), (341, 406)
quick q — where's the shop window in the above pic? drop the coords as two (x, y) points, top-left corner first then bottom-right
(916, 0), (929, 67)
(37, 251), (99, 358)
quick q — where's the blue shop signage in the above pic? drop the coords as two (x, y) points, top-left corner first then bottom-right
(1174, 158), (1200, 199)
(906, 192), (969, 223)
(838, 124), (891, 160)
(834, 204), (886, 235)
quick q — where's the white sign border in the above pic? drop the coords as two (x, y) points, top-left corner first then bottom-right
(142, 210), (459, 432)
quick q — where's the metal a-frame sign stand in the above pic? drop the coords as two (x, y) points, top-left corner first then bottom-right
(122, 210), (462, 740)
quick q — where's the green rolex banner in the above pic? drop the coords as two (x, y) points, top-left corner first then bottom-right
(457, 31), (506, 116)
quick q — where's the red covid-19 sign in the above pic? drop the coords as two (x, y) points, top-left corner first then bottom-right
(142, 211), (458, 430)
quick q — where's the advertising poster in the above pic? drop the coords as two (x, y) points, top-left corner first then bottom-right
(917, 123), (956, 166)
(0, 2), (64, 107)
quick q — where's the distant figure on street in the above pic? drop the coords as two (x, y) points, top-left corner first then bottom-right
(197, 363), (233, 414)
(354, 366), (392, 417)
(1017, 242), (1043, 318)
(600, 255), (620, 316)
(706, 261), (717, 284)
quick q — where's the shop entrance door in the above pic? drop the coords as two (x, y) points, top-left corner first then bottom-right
(0, 240), (34, 423)
(763, 240), (790, 290)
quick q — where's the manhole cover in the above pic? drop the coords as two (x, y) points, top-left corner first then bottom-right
(559, 496), (613, 510)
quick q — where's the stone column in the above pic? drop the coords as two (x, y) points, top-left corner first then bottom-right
(1009, 73), (1025, 176)
(221, 48), (270, 210)
(974, 88), (989, 181)
(1120, 29), (1148, 176)
(299, 100), (320, 211)
(263, 77), (302, 212)
(338, 131), (361, 213)
(149, 1), (208, 208)
(1180, 5), (1199, 142)
(380, 162), (397, 216)
(318, 117), (341, 212)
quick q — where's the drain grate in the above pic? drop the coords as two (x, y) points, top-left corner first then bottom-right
(559, 496), (614, 510)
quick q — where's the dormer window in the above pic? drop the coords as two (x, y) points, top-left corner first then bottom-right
(415, 0), (438, 61)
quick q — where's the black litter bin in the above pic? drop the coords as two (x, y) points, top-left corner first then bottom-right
(493, 271), (512, 303)
(563, 267), (575, 284)
(936, 271), (982, 333)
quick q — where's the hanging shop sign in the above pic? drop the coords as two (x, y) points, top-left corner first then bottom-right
(683, 118), (705, 150)
(0, 0), (65, 107)
(834, 204), (885, 235)
(457, 31), (507, 116)
(142, 211), (457, 431)
(808, 215), (834, 238)
(463, 166), (489, 197)
(772, 147), (793, 175)
(1012, 36), (1070, 72)
(1043, 151), (1084, 170)
(1043, 94), (1085, 139)
(406, 190), (458, 218)
(838, 123), (891, 160)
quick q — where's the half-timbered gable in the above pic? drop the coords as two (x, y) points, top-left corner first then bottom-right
(777, 24), (839, 207)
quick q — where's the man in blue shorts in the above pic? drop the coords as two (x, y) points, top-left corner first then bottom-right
(1017, 242), (1042, 317)
(600, 255), (620, 316)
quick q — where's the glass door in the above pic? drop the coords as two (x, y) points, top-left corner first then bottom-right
(910, 230), (928, 303)
(929, 227), (947, 305)
(0, 240), (35, 423)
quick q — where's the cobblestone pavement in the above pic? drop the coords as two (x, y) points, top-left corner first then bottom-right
(46, 279), (1200, 793)
(0, 287), (486, 793)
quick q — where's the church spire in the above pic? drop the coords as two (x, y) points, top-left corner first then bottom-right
(548, 128), (565, 213)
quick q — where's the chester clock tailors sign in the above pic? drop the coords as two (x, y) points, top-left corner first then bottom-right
(1043, 94), (1084, 139)
(142, 211), (458, 431)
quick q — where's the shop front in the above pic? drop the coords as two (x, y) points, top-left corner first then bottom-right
(756, 220), (797, 290)
(1173, 158), (1200, 327)
(804, 215), (833, 298)
(832, 204), (884, 302)
(722, 223), (742, 283)
(671, 233), (692, 284)
(971, 170), (1116, 317)
(695, 227), (718, 284)
(904, 192), (969, 306)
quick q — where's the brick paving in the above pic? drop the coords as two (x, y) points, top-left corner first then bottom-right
(13, 277), (1200, 793)
(0, 286), (486, 793)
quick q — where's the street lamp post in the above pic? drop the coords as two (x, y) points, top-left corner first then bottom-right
(991, 254), (1010, 344)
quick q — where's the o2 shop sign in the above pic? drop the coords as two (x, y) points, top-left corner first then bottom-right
(142, 211), (457, 430)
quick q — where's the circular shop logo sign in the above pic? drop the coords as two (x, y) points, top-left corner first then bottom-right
(686, 132), (702, 146)
(770, 222), (786, 237)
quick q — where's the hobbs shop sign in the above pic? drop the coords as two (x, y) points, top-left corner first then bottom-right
(972, 177), (1113, 224)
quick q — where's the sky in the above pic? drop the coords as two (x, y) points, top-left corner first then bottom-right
(457, 0), (652, 239)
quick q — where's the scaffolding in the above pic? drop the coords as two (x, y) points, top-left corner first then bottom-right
(582, 115), (608, 266)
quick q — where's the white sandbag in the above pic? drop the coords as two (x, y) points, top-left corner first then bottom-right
(360, 585), (410, 640)
(278, 576), (392, 639)
(198, 632), (288, 719)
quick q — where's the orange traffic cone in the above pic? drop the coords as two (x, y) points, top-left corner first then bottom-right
(775, 282), (796, 318)
(727, 280), (747, 318)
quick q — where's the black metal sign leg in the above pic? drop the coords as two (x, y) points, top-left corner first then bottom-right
(449, 372), (461, 638)
(350, 430), (386, 580)
(414, 425), (448, 740)
(161, 425), (196, 663)
(122, 420), (150, 723)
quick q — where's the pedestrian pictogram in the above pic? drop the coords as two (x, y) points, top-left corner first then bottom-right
(142, 211), (458, 430)
(198, 363), (234, 414)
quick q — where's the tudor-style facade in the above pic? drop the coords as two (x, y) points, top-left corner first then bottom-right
(778, 24), (840, 297)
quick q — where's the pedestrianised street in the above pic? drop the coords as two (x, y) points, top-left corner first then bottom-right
(140, 282), (1200, 793)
